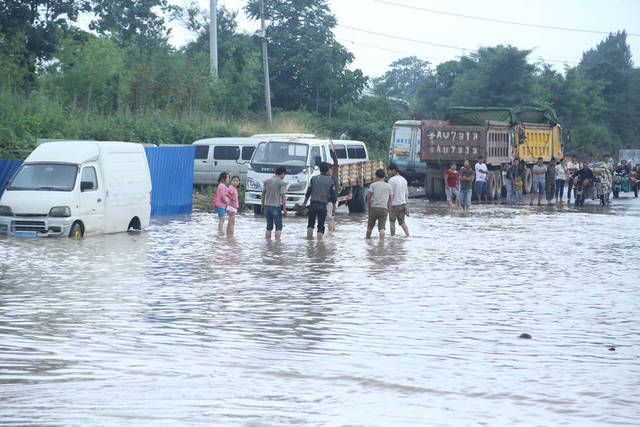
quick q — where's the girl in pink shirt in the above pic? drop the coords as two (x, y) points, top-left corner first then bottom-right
(214, 172), (229, 234)
(225, 175), (240, 237)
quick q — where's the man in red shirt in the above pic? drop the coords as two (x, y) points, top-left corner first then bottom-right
(444, 162), (460, 212)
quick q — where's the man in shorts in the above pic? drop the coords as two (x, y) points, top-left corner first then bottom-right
(388, 164), (409, 237)
(475, 156), (489, 203)
(301, 162), (337, 240)
(261, 166), (287, 240)
(530, 157), (547, 206)
(366, 169), (393, 241)
(444, 162), (460, 212)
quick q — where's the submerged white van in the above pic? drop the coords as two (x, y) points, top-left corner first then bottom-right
(192, 138), (257, 185)
(244, 137), (369, 213)
(0, 141), (151, 238)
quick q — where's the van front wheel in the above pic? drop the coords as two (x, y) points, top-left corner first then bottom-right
(69, 222), (84, 239)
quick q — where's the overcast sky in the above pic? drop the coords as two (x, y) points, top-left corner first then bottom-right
(168, 0), (640, 78)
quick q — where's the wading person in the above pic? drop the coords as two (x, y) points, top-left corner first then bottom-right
(566, 155), (580, 201)
(445, 163), (460, 212)
(225, 175), (240, 237)
(366, 169), (392, 241)
(530, 157), (547, 206)
(261, 167), (287, 240)
(514, 173), (524, 204)
(301, 162), (337, 240)
(475, 156), (489, 203)
(459, 159), (474, 212)
(388, 164), (409, 237)
(214, 172), (230, 234)
(506, 159), (519, 204)
(555, 158), (567, 204)
(545, 158), (557, 205)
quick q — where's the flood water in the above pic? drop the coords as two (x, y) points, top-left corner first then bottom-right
(1, 195), (639, 425)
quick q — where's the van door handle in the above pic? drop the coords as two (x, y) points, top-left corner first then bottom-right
(97, 198), (102, 203)
(214, 161), (218, 166)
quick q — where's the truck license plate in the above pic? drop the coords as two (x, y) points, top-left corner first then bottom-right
(14, 231), (37, 237)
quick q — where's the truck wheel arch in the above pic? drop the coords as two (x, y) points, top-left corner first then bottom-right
(128, 216), (142, 232)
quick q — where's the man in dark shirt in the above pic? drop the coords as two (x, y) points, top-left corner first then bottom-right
(574, 161), (595, 185)
(545, 158), (557, 204)
(616, 160), (631, 176)
(302, 162), (337, 240)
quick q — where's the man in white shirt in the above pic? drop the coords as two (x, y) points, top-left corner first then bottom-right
(566, 155), (580, 201)
(387, 164), (409, 237)
(475, 156), (489, 203)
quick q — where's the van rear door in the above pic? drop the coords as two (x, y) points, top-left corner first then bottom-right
(194, 145), (212, 184)
(78, 164), (105, 233)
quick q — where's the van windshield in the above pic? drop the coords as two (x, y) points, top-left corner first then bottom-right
(251, 142), (309, 166)
(7, 163), (78, 191)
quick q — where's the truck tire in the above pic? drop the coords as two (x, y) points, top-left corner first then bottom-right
(523, 167), (533, 194)
(348, 186), (368, 213)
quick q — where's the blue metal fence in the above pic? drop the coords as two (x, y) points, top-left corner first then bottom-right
(144, 146), (194, 216)
(0, 160), (23, 199)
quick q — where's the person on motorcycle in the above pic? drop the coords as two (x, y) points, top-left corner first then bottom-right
(616, 160), (631, 176)
(573, 161), (595, 187)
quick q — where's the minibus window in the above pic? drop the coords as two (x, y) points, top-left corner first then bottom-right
(242, 146), (255, 161)
(214, 146), (240, 160)
(347, 146), (367, 159)
(334, 145), (347, 159)
(195, 146), (209, 159)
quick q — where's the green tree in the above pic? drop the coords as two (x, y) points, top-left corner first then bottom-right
(90, 0), (174, 45)
(0, 0), (90, 90)
(244, 0), (366, 114)
(373, 56), (433, 102)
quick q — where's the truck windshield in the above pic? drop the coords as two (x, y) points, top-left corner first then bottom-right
(7, 163), (78, 191)
(251, 142), (309, 166)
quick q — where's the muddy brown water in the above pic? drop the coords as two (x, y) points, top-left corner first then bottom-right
(1, 195), (639, 425)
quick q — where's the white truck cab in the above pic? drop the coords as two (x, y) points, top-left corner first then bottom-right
(0, 141), (151, 238)
(244, 138), (369, 212)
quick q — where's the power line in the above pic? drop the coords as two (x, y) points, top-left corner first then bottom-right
(336, 37), (450, 63)
(338, 24), (468, 51)
(368, 0), (640, 37)
(337, 24), (579, 64)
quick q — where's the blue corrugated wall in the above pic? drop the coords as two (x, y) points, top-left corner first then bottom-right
(0, 160), (23, 199)
(144, 146), (195, 216)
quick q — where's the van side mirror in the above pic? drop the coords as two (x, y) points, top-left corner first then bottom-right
(81, 181), (94, 192)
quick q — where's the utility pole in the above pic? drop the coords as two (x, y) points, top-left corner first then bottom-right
(210, 0), (218, 80)
(260, 0), (273, 124)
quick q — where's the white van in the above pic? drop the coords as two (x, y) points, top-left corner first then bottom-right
(192, 138), (257, 185)
(0, 141), (151, 238)
(244, 137), (369, 213)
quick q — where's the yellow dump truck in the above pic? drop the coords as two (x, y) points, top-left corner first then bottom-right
(515, 123), (564, 192)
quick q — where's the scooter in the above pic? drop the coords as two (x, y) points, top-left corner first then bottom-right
(612, 171), (629, 198)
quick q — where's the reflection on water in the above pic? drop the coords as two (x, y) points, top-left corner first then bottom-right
(1, 196), (639, 425)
